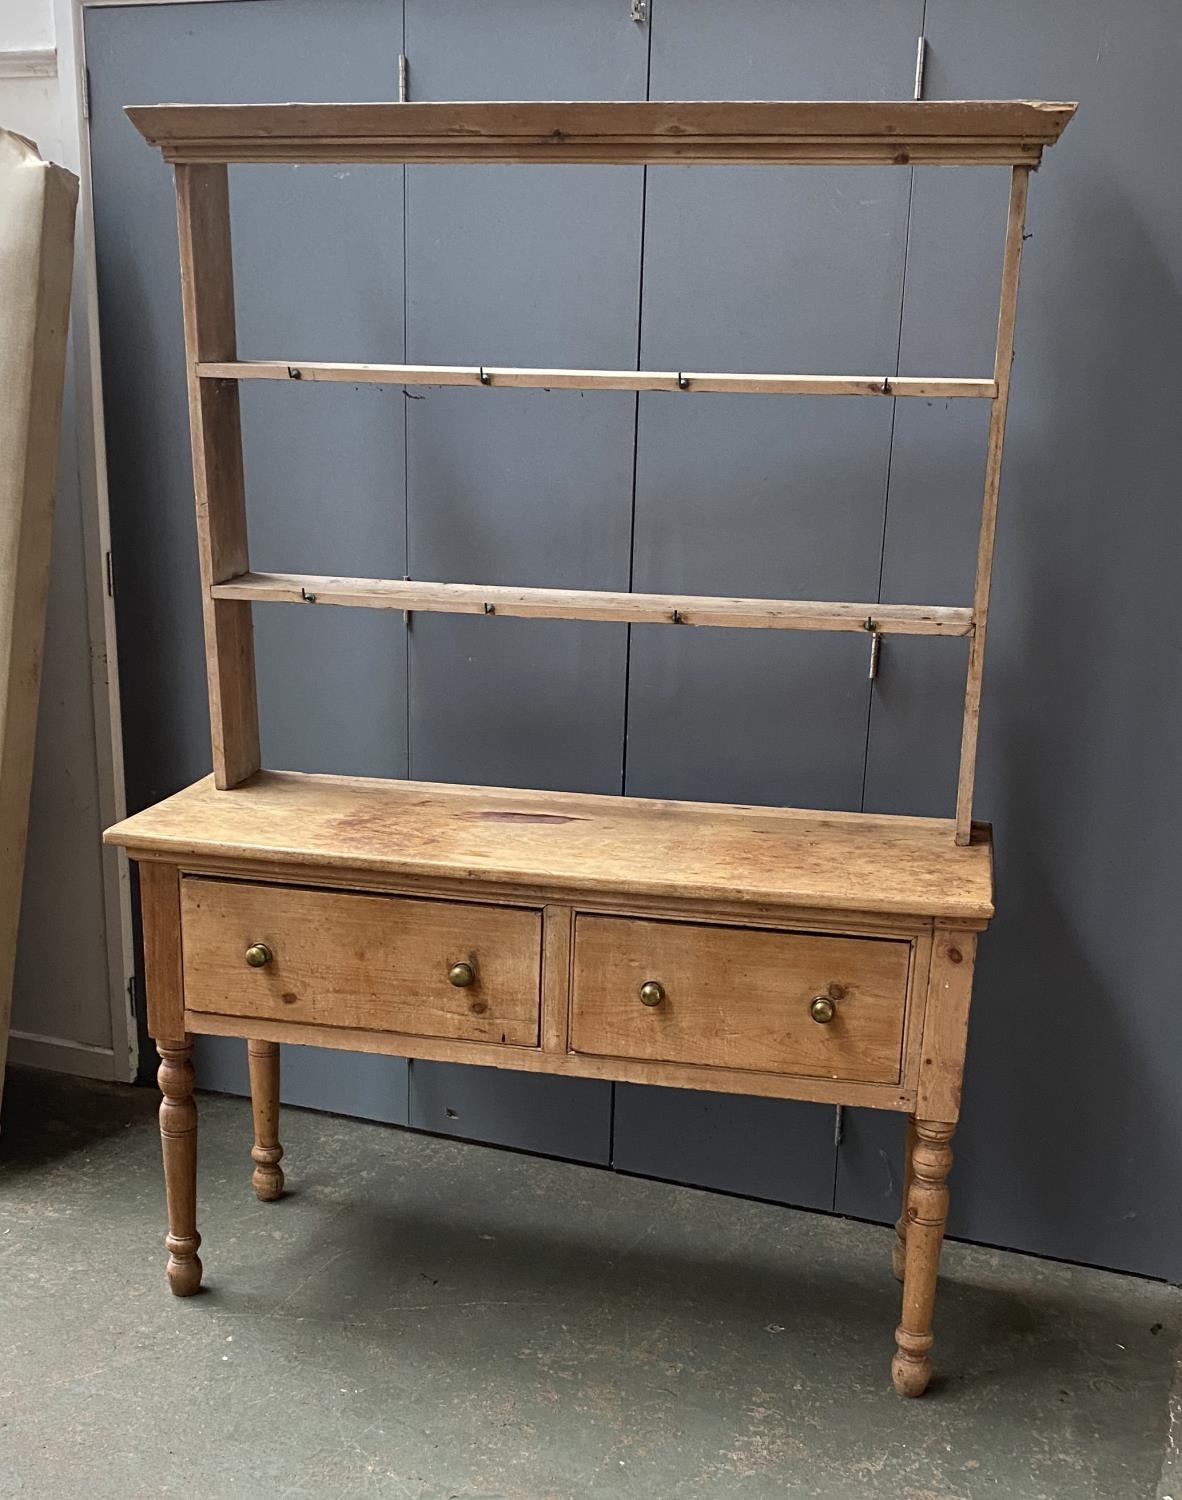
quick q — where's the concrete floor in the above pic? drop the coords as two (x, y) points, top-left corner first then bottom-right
(1, 1068), (1179, 1500)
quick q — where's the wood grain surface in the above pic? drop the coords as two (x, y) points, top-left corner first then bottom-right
(570, 914), (910, 1083)
(107, 771), (995, 921)
(181, 877), (542, 1046)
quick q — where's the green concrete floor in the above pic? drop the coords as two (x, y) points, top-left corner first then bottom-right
(1, 1067), (1178, 1499)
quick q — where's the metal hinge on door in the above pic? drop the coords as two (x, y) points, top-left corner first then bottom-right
(398, 53), (409, 104)
(630, 0), (647, 23)
(82, 65), (91, 121)
(914, 36), (927, 101)
(865, 616), (882, 681)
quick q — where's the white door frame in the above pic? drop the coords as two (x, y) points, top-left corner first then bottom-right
(0, 4), (137, 1082)
(26, 0), (295, 1083)
(10, 0), (244, 1081)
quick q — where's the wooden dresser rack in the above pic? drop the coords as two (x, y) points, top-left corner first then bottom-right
(106, 97), (1074, 1397)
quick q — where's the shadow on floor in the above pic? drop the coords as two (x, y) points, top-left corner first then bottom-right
(0, 1065), (158, 1176)
(2, 1065), (1178, 1499)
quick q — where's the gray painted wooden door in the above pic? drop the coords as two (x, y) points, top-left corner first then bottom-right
(86, 0), (413, 1121)
(840, 0), (1182, 1280)
(84, 0), (932, 1205)
(613, 0), (924, 1210)
(87, 0), (1182, 1278)
(399, 0), (644, 1160)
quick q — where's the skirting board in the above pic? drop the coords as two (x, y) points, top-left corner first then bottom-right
(0, 51), (58, 80)
(7, 1029), (124, 1081)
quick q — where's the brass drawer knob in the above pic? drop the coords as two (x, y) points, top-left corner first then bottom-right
(244, 943), (272, 968)
(639, 980), (665, 1007)
(809, 995), (836, 1024)
(448, 961), (477, 988)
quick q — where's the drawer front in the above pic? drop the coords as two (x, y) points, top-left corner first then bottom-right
(570, 915), (910, 1083)
(181, 879), (541, 1046)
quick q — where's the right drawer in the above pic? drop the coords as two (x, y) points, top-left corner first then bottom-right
(569, 914), (911, 1084)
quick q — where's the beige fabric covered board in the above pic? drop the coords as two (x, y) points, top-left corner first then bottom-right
(0, 131), (78, 1113)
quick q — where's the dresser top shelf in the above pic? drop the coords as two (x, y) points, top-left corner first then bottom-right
(105, 772), (993, 922)
(126, 99), (1075, 166)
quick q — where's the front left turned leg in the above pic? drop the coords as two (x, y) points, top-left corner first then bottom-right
(247, 1039), (284, 1202)
(157, 1038), (202, 1296)
(892, 1119), (955, 1397)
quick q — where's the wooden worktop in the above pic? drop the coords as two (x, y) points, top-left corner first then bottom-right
(105, 771), (993, 922)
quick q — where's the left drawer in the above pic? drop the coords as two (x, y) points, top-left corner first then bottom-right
(180, 877), (542, 1046)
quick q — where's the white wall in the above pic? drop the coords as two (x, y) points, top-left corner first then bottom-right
(0, 0), (62, 158)
(2, 0), (134, 1082)
(0, 0), (55, 50)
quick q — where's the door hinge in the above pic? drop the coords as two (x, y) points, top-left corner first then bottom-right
(914, 35), (927, 101)
(105, 549), (114, 598)
(127, 974), (139, 1019)
(865, 616), (882, 681)
(82, 65), (91, 121)
(833, 1104), (845, 1147)
(630, 0), (647, 22)
(398, 53), (409, 104)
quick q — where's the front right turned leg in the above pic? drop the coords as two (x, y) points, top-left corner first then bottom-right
(157, 1038), (202, 1296)
(892, 1115), (917, 1281)
(892, 1118), (955, 1397)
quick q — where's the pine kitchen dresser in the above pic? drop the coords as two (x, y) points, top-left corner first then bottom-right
(105, 98), (1074, 1397)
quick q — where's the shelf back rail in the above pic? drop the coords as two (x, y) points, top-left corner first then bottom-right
(129, 99), (1076, 835)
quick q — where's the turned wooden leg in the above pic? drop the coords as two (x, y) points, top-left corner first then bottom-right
(892, 1115), (917, 1282)
(157, 1038), (202, 1296)
(247, 1039), (285, 1201)
(892, 1119), (954, 1397)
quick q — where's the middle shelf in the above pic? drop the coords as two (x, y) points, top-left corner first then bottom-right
(198, 359), (997, 399)
(211, 571), (975, 637)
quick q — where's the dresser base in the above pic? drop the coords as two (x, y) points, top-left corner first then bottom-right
(107, 770), (993, 1397)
